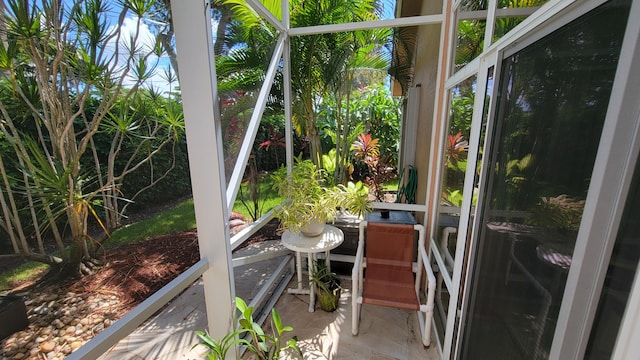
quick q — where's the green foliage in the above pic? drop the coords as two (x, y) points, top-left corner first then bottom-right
(271, 158), (339, 232)
(455, 19), (486, 71)
(443, 189), (464, 207)
(235, 169), (281, 221)
(271, 156), (371, 232)
(194, 329), (249, 360)
(120, 141), (192, 211)
(505, 153), (534, 189)
(442, 188), (478, 207)
(310, 260), (341, 312)
(0, 0), (180, 274)
(445, 132), (469, 171)
(355, 84), (402, 161)
(338, 181), (371, 219)
(321, 148), (339, 183)
(219, 0), (389, 169)
(236, 297), (301, 359)
(21, 137), (112, 242)
(255, 115), (287, 171)
(318, 83), (401, 183)
(195, 297), (301, 360)
(89, 91), (191, 212)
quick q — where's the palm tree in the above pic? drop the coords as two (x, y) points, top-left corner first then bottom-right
(219, 0), (387, 170)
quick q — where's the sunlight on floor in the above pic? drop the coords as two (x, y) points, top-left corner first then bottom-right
(266, 276), (439, 360)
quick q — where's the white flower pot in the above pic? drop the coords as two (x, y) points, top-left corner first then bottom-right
(300, 220), (325, 237)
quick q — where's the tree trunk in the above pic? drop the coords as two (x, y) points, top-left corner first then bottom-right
(0, 155), (29, 253)
(214, 4), (231, 56)
(18, 156), (45, 253)
(308, 119), (323, 169)
(0, 185), (20, 254)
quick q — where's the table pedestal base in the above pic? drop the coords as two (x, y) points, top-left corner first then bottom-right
(287, 251), (332, 312)
(280, 226), (344, 313)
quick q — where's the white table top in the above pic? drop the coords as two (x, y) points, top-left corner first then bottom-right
(281, 225), (344, 253)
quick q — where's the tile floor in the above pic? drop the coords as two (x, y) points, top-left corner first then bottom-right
(270, 278), (439, 360)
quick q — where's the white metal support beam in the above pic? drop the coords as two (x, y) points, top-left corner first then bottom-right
(288, 15), (443, 36)
(483, 0), (497, 51)
(282, 0), (293, 173)
(458, 7), (541, 21)
(245, 0), (286, 33)
(171, 0), (236, 344)
(226, 34), (286, 210)
(67, 260), (209, 359)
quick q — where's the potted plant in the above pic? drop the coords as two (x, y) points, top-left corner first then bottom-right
(310, 260), (342, 312)
(271, 157), (371, 236)
(194, 297), (301, 359)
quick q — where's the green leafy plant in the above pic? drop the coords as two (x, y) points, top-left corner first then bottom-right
(442, 189), (464, 207)
(236, 297), (301, 359)
(194, 328), (249, 360)
(271, 156), (371, 233)
(310, 260), (342, 312)
(194, 297), (301, 360)
(338, 181), (371, 219)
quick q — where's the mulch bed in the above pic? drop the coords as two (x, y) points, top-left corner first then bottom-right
(71, 230), (200, 314)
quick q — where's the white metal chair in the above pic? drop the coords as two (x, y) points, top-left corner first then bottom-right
(351, 221), (436, 346)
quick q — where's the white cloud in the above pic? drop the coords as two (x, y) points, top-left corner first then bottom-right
(104, 16), (174, 95)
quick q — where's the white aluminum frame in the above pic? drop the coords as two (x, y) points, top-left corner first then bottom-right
(288, 15), (443, 36)
(444, 55), (496, 360)
(66, 259), (209, 360)
(171, 1), (448, 358)
(225, 1), (450, 217)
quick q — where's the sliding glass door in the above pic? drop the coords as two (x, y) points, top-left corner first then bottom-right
(458, 1), (631, 359)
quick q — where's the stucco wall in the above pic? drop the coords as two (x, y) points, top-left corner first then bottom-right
(407, 0), (445, 227)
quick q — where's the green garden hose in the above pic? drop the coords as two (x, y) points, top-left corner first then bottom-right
(396, 165), (417, 204)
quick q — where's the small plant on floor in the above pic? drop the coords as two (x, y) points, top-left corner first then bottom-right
(236, 297), (302, 359)
(194, 297), (301, 360)
(194, 328), (249, 360)
(310, 260), (342, 312)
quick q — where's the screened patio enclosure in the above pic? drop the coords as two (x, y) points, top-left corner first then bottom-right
(77, 0), (640, 359)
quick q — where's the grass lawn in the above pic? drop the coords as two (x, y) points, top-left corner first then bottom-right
(107, 175), (281, 247)
(232, 175), (281, 220)
(105, 198), (199, 249)
(0, 262), (50, 292)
